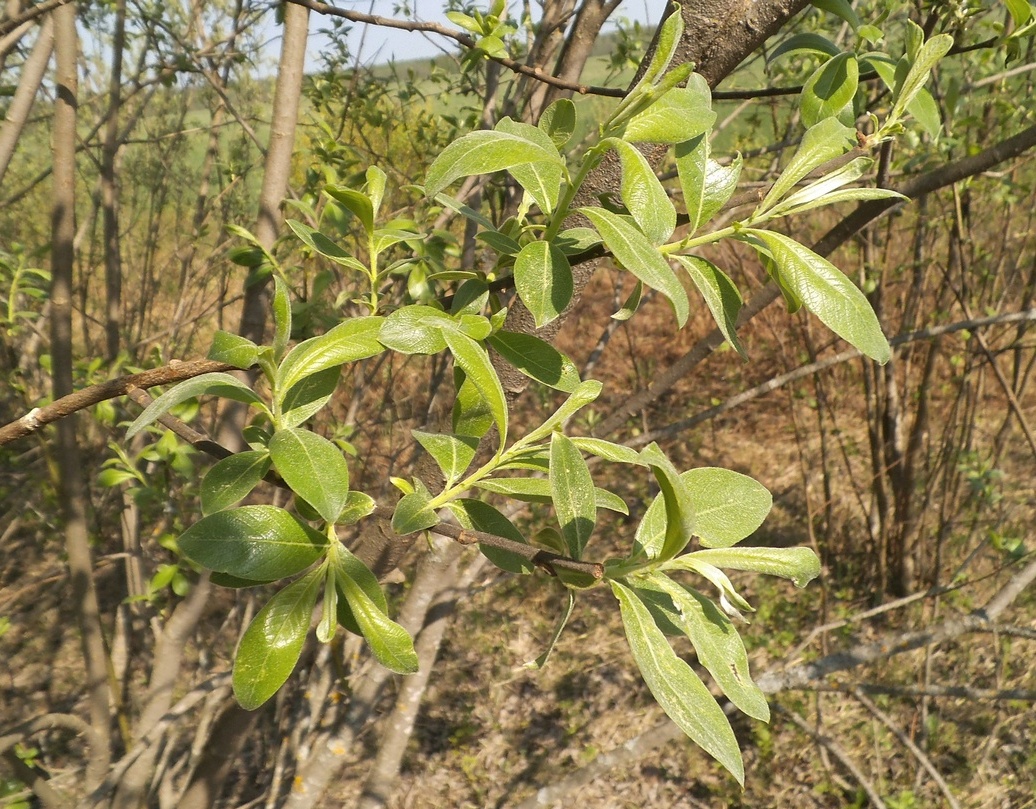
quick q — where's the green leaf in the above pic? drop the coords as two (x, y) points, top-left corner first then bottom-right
(338, 491), (376, 525)
(768, 32), (840, 64)
(555, 227), (602, 255)
(639, 443), (696, 562)
(517, 379), (602, 447)
(611, 580), (745, 785)
(568, 437), (643, 466)
(201, 450), (271, 515)
(683, 467), (771, 547)
(286, 219), (366, 272)
(906, 87), (942, 137)
(280, 366), (341, 428)
(550, 433), (596, 558)
(675, 256), (746, 358)
(636, 574), (769, 721)
(272, 277), (292, 362)
(392, 491), (439, 535)
(538, 98), (576, 147)
(324, 183), (375, 235)
(477, 230), (522, 256)
(891, 34), (953, 125)
(513, 241), (573, 327)
(526, 589), (575, 668)
(626, 8), (683, 97)
(811, 0), (860, 28)
(674, 547), (821, 588)
(412, 430), (478, 484)
(612, 279), (643, 321)
(488, 331), (580, 392)
(768, 156), (873, 216)
(580, 207), (689, 327)
(744, 229), (890, 363)
(496, 118), (564, 214)
(208, 331), (259, 369)
(800, 52), (859, 128)
(426, 127), (563, 198)
(443, 330), (508, 448)
(366, 166), (387, 219)
(233, 569), (322, 710)
(453, 367), (495, 439)
(269, 428), (351, 524)
(127, 373), (265, 439)
(676, 132), (742, 234)
(336, 565), (418, 673)
(277, 316), (384, 394)
(610, 139), (676, 245)
(756, 118), (856, 215)
(318, 568), (338, 642)
(447, 498), (534, 574)
(434, 192), (496, 232)
(378, 305), (452, 355)
(624, 78), (715, 144)
(178, 505), (328, 581)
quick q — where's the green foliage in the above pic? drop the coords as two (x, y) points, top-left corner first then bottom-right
(121, 5), (961, 782)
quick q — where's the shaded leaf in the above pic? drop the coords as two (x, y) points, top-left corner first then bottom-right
(675, 256), (746, 358)
(447, 498), (533, 574)
(488, 331), (580, 392)
(550, 433), (596, 558)
(201, 450), (271, 515)
(127, 373), (265, 439)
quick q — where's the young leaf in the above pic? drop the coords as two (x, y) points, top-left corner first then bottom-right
(767, 32), (841, 64)
(336, 566), (418, 673)
(487, 331), (581, 392)
(580, 207), (689, 327)
(286, 219), (367, 272)
(447, 498), (534, 574)
(201, 450), (271, 515)
(392, 491), (439, 535)
(452, 367), (495, 439)
(496, 118), (564, 214)
(269, 427), (351, 524)
(612, 279), (643, 321)
(425, 128), (562, 197)
(626, 7), (683, 98)
(526, 590), (575, 669)
(233, 569), (322, 710)
(555, 227), (602, 256)
(378, 305), (453, 355)
(756, 118), (856, 215)
(677, 547), (821, 588)
(744, 229), (890, 363)
(768, 156), (873, 216)
(676, 132), (743, 234)
(280, 366), (341, 429)
(538, 98), (577, 147)
(611, 580), (745, 785)
(800, 52), (859, 128)
(127, 373), (266, 439)
(277, 316), (384, 394)
(639, 443), (696, 562)
(610, 139), (676, 245)
(513, 241), (573, 327)
(318, 569), (338, 643)
(683, 467), (772, 548)
(636, 574), (769, 721)
(178, 505), (328, 581)
(366, 165), (387, 219)
(443, 330), (508, 448)
(811, 0), (860, 29)
(624, 77), (715, 145)
(412, 430), (479, 484)
(674, 256), (746, 358)
(550, 433), (597, 558)
(208, 331), (259, 369)
(272, 277), (292, 362)
(891, 34), (953, 125)
(338, 491), (376, 525)
(324, 184), (375, 235)
(517, 379), (602, 447)
(568, 437), (644, 466)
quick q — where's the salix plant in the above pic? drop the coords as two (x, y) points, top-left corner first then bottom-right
(126, 8), (952, 783)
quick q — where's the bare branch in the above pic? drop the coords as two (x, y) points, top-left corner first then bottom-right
(284, 0), (625, 97)
(0, 0), (72, 37)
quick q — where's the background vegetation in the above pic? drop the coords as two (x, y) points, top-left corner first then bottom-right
(1, 0), (1035, 806)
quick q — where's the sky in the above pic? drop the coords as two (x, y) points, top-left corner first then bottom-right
(292, 0), (669, 70)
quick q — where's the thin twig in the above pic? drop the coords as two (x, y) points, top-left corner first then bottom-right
(284, 0), (624, 97)
(852, 688), (962, 809)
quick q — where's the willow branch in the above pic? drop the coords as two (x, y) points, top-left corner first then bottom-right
(0, 359), (235, 445)
(0, 0), (73, 37)
(284, 0), (624, 97)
